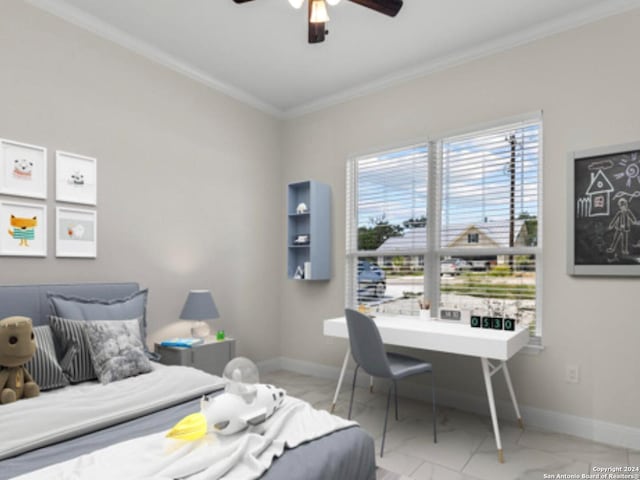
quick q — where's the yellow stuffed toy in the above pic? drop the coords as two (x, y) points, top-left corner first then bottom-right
(0, 316), (40, 404)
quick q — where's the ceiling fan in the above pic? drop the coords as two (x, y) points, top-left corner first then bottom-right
(232, 0), (403, 44)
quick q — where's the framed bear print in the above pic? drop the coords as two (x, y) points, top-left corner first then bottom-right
(56, 206), (97, 258)
(0, 138), (47, 199)
(56, 151), (97, 205)
(0, 200), (47, 257)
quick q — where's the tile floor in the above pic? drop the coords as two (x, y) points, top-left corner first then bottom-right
(261, 370), (639, 480)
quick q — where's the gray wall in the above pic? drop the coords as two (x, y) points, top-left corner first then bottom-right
(280, 9), (640, 429)
(0, 0), (283, 361)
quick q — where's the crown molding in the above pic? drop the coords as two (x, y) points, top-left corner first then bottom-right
(26, 0), (640, 120)
(25, 0), (284, 118)
(283, 0), (640, 118)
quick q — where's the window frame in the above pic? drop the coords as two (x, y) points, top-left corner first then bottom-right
(346, 113), (543, 341)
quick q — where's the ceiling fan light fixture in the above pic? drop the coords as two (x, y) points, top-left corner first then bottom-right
(288, 0), (304, 8)
(309, 0), (330, 23)
(326, 0), (341, 5)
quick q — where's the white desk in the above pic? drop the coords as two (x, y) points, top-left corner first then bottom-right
(323, 315), (530, 463)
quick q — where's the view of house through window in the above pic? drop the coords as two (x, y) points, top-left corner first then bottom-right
(346, 117), (542, 337)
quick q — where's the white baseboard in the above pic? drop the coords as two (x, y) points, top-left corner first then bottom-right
(258, 356), (640, 450)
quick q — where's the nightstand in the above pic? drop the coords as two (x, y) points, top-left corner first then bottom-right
(154, 338), (236, 376)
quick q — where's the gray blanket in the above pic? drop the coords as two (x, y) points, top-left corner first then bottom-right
(0, 396), (375, 480)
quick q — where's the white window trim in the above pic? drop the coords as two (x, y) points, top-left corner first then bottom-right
(346, 112), (543, 342)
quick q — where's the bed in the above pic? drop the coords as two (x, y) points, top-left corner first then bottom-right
(0, 283), (375, 480)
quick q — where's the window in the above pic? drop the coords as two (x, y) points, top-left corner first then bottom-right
(346, 145), (428, 315)
(346, 115), (542, 338)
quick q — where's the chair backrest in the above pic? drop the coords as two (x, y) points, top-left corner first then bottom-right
(345, 308), (392, 378)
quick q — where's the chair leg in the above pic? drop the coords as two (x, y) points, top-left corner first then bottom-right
(348, 365), (359, 420)
(431, 371), (437, 443)
(393, 380), (399, 421)
(381, 384), (393, 457)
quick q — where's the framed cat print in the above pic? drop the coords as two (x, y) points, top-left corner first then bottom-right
(0, 138), (47, 199)
(56, 151), (97, 205)
(56, 207), (97, 258)
(0, 200), (47, 257)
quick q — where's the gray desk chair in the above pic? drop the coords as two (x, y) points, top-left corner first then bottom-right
(345, 308), (436, 457)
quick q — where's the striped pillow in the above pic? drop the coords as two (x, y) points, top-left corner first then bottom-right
(49, 316), (96, 383)
(24, 326), (69, 391)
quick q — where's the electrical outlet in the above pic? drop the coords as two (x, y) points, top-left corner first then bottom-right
(566, 365), (580, 384)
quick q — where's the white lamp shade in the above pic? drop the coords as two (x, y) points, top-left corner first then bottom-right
(326, 0), (341, 5)
(310, 0), (330, 23)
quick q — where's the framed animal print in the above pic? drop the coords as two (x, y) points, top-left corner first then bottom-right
(56, 151), (97, 205)
(56, 207), (97, 258)
(0, 138), (47, 199)
(0, 200), (47, 257)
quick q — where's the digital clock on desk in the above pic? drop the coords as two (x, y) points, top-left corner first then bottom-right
(440, 309), (462, 321)
(470, 315), (515, 331)
(439, 309), (471, 323)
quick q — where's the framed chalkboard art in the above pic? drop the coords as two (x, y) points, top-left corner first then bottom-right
(568, 141), (640, 275)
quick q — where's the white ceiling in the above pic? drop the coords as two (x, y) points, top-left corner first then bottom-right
(27, 0), (640, 117)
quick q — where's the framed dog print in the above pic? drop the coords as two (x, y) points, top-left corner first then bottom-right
(0, 200), (47, 257)
(0, 139), (47, 199)
(56, 151), (97, 205)
(56, 206), (97, 258)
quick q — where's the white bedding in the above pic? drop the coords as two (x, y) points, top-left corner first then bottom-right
(0, 363), (225, 460)
(15, 395), (357, 480)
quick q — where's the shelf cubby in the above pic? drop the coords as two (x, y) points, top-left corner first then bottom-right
(287, 180), (331, 281)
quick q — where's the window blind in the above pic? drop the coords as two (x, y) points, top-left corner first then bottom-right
(440, 120), (540, 253)
(438, 119), (541, 334)
(346, 145), (428, 310)
(346, 115), (542, 337)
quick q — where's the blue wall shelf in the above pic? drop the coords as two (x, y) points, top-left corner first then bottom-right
(287, 180), (331, 281)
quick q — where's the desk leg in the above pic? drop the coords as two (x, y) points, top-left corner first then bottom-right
(481, 357), (504, 463)
(331, 347), (351, 413)
(502, 362), (523, 430)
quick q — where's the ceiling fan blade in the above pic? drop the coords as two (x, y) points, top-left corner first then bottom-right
(232, 0), (255, 3)
(347, 0), (403, 17)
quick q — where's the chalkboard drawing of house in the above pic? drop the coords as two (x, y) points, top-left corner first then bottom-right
(585, 169), (614, 216)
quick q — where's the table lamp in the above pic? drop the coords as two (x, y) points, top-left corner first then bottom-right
(180, 290), (219, 338)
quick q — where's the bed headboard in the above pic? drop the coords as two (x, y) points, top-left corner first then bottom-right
(0, 282), (140, 326)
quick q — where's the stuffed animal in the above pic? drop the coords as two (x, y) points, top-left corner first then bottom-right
(167, 383), (286, 440)
(167, 358), (286, 440)
(0, 316), (40, 405)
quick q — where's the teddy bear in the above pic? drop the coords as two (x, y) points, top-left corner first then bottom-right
(0, 316), (40, 404)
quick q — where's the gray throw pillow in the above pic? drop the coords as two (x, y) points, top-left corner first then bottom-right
(47, 289), (158, 361)
(47, 289), (148, 337)
(84, 319), (152, 385)
(49, 316), (97, 383)
(24, 326), (69, 391)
